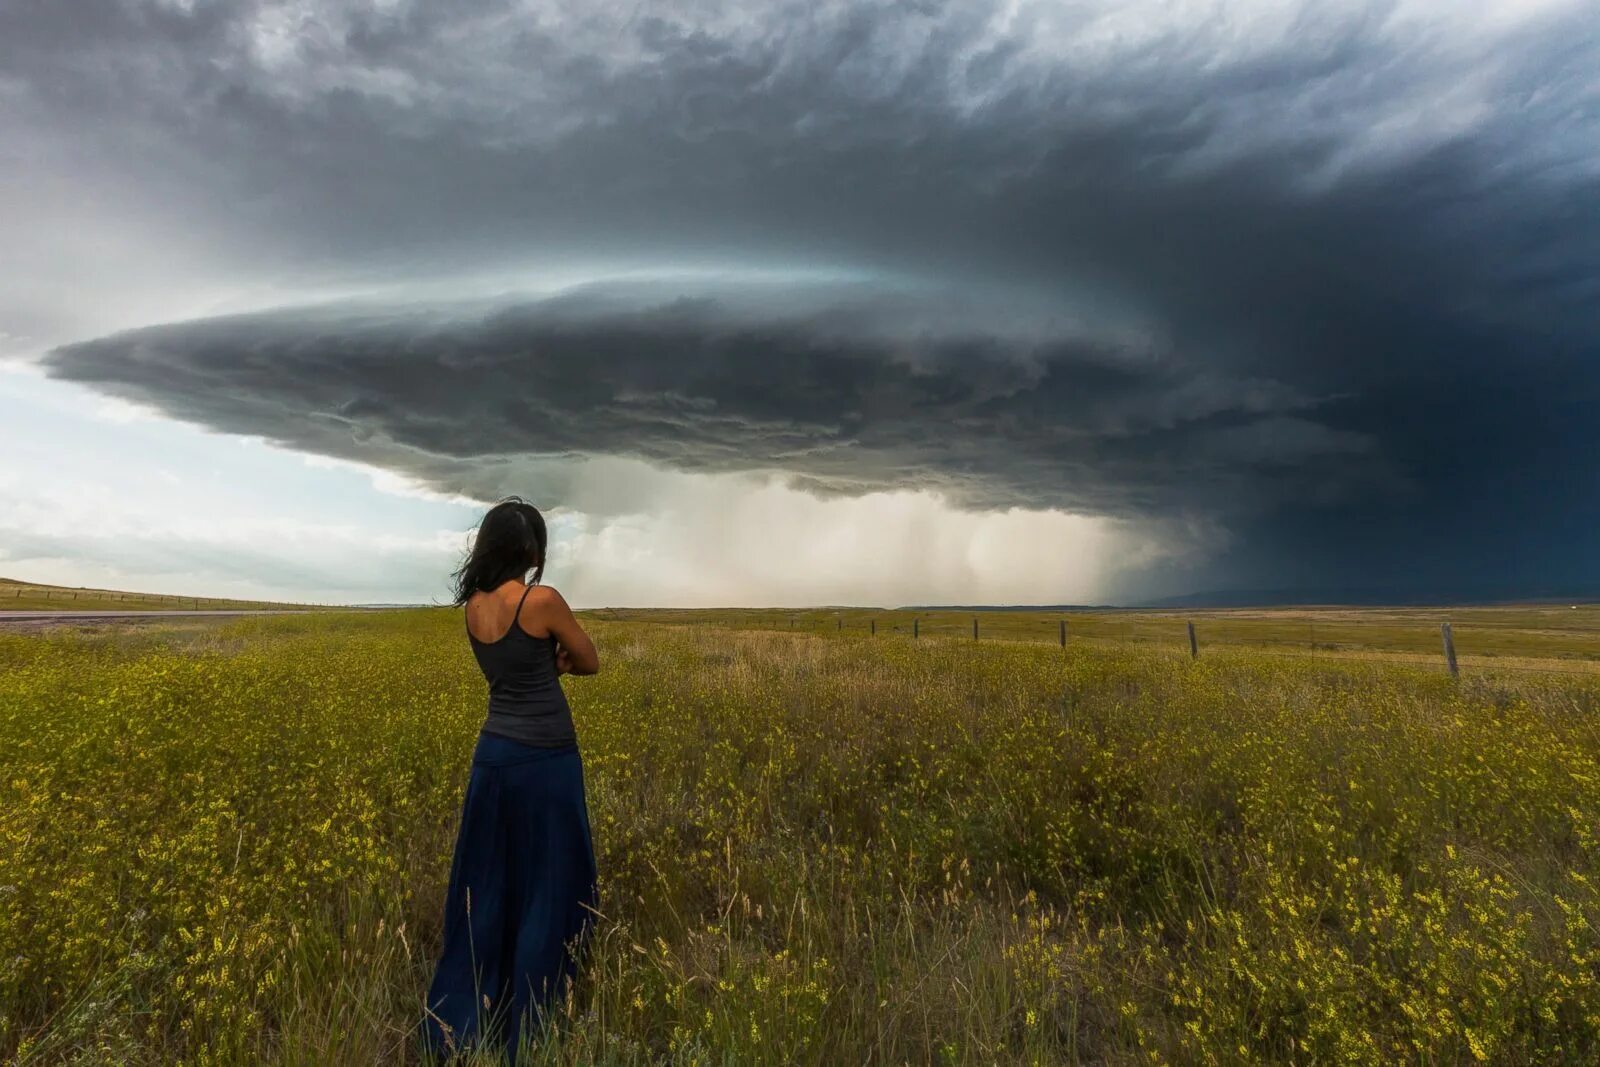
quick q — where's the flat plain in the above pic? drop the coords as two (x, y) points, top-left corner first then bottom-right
(5, 605), (1600, 1064)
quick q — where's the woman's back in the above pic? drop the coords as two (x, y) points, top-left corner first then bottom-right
(465, 582), (576, 748)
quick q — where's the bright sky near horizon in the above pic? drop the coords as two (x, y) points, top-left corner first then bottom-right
(2, 0), (1597, 606)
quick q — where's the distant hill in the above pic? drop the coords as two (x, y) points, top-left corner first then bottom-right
(0, 576), (327, 612)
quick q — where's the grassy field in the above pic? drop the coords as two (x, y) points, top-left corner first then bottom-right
(0, 577), (329, 613)
(5, 609), (1600, 1064)
(605, 603), (1600, 668)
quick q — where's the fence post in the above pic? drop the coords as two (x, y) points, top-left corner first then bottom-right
(1441, 622), (1459, 677)
(1059, 618), (1066, 648)
(913, 618), (919, 640)
(837, 616), (842, 631)
(1187, 620), (1198, 659)
(973, 617), (979, 641)
(870, 618), (876, 637)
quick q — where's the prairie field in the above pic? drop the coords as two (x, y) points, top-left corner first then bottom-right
(5, 609), (1600, 1064)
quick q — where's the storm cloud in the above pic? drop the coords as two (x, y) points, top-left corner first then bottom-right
(45, 282), (1377, 516)
(10, 0), (1600, 599)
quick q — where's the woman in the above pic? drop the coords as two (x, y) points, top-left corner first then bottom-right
(422, 498), (600, 1062)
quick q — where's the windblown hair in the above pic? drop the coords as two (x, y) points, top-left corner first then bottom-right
(451, 497), (548, 606)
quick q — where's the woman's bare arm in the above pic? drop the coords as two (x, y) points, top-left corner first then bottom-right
(527, 586), (599, 676)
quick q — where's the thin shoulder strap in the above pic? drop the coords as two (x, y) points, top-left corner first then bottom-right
(513, 582), (536, 623)
(464, 586), (534, 640)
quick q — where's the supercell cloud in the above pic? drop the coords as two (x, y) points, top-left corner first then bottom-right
(7, 0), (1600, 601)
(46, 281), (1369, 517)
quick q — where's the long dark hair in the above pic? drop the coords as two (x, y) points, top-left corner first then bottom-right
(451, 497), (548, 606)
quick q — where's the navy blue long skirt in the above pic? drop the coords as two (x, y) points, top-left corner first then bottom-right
(422, 731), (598, 1061)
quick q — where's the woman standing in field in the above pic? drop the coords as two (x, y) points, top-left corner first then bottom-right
(422, 497), (600, 1062)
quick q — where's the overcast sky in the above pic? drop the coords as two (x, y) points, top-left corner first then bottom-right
(2, 0), (1597, 606)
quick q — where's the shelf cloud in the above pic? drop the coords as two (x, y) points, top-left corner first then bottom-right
(45, 281), (1378, 519)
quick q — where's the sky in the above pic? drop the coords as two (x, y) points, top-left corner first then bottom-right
(2, 0), (1597, 606)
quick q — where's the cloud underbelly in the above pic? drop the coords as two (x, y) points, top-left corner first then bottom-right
(43, 280), (1377, 526)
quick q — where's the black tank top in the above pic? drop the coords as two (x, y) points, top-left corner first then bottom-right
(466, 584), (577, 748)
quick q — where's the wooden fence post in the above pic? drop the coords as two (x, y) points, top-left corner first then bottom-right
(1187, 620), (1199, 659)
(973, 617), (979, 641)
(913, 618), (919, 640)
(870, 618), (876, 636)
(1059, 619), (1067, 648)
(1441, 622), (1459, 677)
(837, 617), (842, 631)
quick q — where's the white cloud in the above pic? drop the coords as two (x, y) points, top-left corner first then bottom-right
(88, 395), (167, 425)
(0, 374), (478, 603)
(548, 467), (1210, 607)
(0, 465), (470, 603)
(295, 451), (484, 506)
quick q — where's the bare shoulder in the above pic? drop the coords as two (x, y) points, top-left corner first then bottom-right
(518, 583), (571, 619)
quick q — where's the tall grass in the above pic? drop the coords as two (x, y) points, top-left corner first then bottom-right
(4, 611), (1600, 1063)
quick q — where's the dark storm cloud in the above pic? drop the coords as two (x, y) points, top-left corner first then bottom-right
(12, 0), (1600, 594)
(44, 281), (1377, 516)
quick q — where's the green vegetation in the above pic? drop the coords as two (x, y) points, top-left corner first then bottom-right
(0, 577), (329, 613)
(5, 610), (1600, 1064)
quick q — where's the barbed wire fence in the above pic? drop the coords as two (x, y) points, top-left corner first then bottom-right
(645, 609), (1600, 679)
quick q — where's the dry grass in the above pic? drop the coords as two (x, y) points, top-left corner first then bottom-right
(604, 603), (1600, 667)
